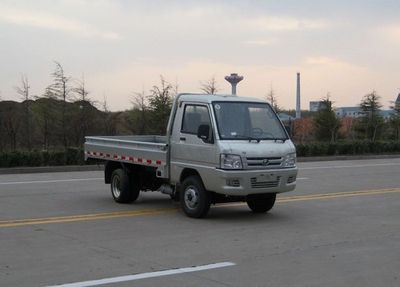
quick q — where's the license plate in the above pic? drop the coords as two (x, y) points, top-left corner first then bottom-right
(255, 173), (276, 182)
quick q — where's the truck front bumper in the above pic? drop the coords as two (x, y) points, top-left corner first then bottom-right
(207, 167), (298, 196)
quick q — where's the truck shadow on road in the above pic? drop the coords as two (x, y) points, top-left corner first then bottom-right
(94, 192), (294, 222)
(207, 208), (291, 223)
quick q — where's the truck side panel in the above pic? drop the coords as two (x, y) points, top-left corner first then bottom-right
(85, 136), (169, 178)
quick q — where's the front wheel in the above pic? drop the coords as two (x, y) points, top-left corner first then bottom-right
(246, 193), (276, 213)
(180, 176), (210, 218)
(110, 169), (140, 203)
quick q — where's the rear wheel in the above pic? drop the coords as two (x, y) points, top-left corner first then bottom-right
(180, 176), (210, 218)
(110, 169), (140, 203)
(246, 193), (276, 213)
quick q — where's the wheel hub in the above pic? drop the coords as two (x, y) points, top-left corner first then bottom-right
(111, 177), (121, 198)
(184, 187), (199, 210)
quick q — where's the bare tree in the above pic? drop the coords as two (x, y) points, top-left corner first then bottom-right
(34, 87), (57, 151)
(200, 76), (219, 94)
(73, 74), (89, 102)
(131, 89), (148, 134)
(101, 95), (109, 113)
(15, 74), (33, 150)
(71, 75), (92, 145)
(100, 95), (118, 135)
(50, 61), (71, 149)
(15, 75), (31, 101)
(266, 85), (279, 112)
(172, 78), (179, 97)
(50, 61), (71, 102)
(131, 89), (147, 110)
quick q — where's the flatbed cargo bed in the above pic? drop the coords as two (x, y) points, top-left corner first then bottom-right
(84, 135), (168, 168)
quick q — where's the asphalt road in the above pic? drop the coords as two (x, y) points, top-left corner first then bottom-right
(1, 158), (399, 287)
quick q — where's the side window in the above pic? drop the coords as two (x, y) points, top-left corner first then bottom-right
(181, 105), (211, 134)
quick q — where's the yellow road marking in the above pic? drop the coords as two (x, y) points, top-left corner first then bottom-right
(278, 188), (400, 203)
(222, 188), (400, 208)
(0, 208), (177, 228)
(1, 188), (399, 228)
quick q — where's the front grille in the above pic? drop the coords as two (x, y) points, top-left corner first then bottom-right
(250, 176), (281, 189)
(246, 157), (282, 169)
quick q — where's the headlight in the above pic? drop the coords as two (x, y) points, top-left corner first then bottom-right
(220, 154), (243, 169)
(283, 152), (296, 167)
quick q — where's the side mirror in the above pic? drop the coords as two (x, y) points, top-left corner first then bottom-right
(197, 124), (213, 143)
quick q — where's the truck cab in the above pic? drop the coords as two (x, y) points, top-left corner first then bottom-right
(168, 94), (297, 216)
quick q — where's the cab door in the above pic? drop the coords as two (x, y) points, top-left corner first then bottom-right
(170, 103), (218, 182)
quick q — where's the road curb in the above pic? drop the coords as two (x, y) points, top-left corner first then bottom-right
(1, 154), (400, 175)
(297, 154), (400, 162)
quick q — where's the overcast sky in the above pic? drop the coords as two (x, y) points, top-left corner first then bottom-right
(0, 0), (399, 111)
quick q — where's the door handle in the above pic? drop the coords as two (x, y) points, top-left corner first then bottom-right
(180, 137), (186, 141)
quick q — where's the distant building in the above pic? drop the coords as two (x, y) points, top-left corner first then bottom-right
(335, 107), (362, 118)
(312, 93), (400, 119)
(309, 101), (327, 112)
(334, 107), (393, 119)
(380, 110), (394, 120)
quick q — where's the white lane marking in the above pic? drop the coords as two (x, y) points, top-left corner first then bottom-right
(0, 178), (103, 185)
(297, 177), (309, 180)
(300, 162), (400, 170)
(46, 262), (236, 287)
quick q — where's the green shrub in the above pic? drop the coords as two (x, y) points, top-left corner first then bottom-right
(26, 151), (43, 166)
(336, 142), (355, 155)
(295, 140), (400, 157)
(295, 144), (306, 157)
(0, 148), (91, 168)
(327, 143), (337, 155)
(1, 141), (400, 167)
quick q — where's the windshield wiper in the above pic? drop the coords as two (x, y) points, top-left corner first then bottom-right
(233, 134), (261, 143)
(263, 137), (288, 143)
(229, 134), (288, 143)
(247, 137), (289, 143)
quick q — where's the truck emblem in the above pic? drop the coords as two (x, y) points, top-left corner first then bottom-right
(263, 159), (269, 166)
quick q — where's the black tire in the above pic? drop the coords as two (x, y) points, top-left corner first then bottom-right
(246, 193), (276, 213)
(110, 169), (140, 203)
(180, 176), (210, 218)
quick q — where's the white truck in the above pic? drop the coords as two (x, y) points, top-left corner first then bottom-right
(85, 93), (298, 218)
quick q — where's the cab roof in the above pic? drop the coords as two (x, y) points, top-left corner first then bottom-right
(177, 93), (266, 104)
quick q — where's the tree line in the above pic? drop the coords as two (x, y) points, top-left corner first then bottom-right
(0, 62), (221, 152)
(1, 62), (399, 154)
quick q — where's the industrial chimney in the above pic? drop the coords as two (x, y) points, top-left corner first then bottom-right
(225, 73), (243, 95)
(296, 72), (301, 119)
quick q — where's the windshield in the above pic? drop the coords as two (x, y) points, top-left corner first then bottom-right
(212, 101), (288, 140)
